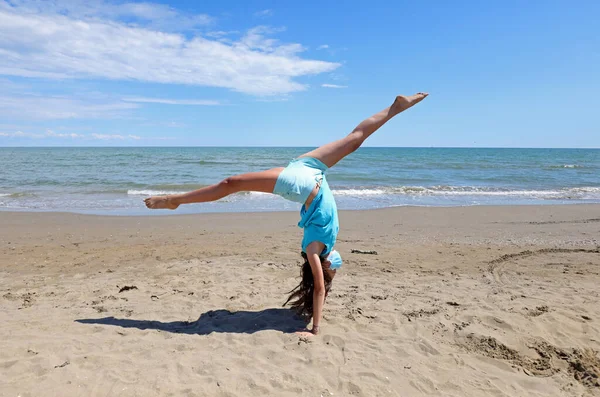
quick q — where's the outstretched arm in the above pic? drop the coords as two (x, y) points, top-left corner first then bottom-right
(306, 242), (327, 335)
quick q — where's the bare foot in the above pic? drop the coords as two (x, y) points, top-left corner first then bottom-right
(390, 92), (428, 115)
(144, 195), (179, 210)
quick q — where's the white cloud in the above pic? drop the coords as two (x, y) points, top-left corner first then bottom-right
(0, 0), (212, 31)
(0, 129), (82, 139)
(122, 96), (220, 106)
(254, 9), (273, 18)
(0, 76), (28, 90)
(205, 30), (239, 39)
(91, 133), (125, 140)
(0, 129), (165, 141)
(321, 83), (347, 88)
(0, 2), (339, 95)
(0, 94), (138, 119)
(237, 26), (305, 56)
(46, 129), (84, 138)
(90, 133), (143, 140)
(0, 130), (43, 138)
(140, 120), (187, 128)
(317, 44), (329, 50)
(148, 137), (176, 141)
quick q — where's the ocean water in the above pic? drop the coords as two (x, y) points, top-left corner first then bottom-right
(0, 147), (599, 215)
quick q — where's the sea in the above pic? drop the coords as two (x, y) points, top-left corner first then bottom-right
(0, 147), (599, 215)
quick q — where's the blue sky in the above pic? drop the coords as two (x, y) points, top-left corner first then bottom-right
(0, 0), (598, 148)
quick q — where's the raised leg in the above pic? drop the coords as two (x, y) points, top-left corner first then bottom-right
(144, 167), (284, 210)
(299, 93), (428, 168)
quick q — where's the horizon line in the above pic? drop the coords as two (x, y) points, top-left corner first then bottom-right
(0, 145), (599, 150)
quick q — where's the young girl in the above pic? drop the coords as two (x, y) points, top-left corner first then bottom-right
(145, 93), (428, 335)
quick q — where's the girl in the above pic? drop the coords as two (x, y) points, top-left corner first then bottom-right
(145, 93), (428, 335)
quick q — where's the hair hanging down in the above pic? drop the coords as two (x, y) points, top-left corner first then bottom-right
(283, 252), (333, 319)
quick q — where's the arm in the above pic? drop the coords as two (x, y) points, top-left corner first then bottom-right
(306, 242), (326, 335)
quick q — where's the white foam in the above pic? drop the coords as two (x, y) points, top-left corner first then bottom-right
(124, 186), (600, 200)
(0, 193), (10, 197)
(570, 187), (600, 192)
(127, 190), (184, 196)
(549, 164), (584, 169)
(404, 187), (562, 197)
(247, 191), (271, 196)
(430, 190), (560, 197)
(332, 186), (600, 199)
(333, 189), (387, 196)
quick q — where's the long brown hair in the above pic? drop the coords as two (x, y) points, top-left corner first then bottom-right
(283, 252), (333, 319)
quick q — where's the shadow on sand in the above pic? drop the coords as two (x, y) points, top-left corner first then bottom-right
(76, 308), (308, 335)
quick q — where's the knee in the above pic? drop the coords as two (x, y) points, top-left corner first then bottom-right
(219, 176), (241, 193)
(347, 133), (363, 152)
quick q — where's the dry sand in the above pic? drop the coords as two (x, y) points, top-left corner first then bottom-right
(1, 205), (599, 397)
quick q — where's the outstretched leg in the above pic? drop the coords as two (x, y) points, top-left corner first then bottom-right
(299, 93), (428, 168)
(144, 167), (284, 210)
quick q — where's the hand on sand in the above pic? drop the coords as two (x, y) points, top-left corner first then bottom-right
(390, 93), (428, 115)
(144, 195), (179, 210)
(295, 328), (317, 337)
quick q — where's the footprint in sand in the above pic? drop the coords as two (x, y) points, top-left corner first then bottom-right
(323, 334), (346, 349)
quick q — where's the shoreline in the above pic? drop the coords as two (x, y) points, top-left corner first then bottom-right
(1, 200), (599, 218)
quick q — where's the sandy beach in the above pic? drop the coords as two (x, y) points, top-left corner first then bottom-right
(1, 205), (599, 397)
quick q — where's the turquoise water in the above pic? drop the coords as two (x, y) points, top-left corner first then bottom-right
(0, 147), (599, 215)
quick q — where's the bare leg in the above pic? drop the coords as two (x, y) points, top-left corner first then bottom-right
(299, 93), (428, 168)
(144, 167), (284, 210)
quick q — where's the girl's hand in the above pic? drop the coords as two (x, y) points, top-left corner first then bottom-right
(295, 325), (319, 337)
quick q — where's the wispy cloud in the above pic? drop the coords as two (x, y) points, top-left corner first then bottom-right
(254, 9), (273, 18)
(91, 133), (141, 140)
(0, 2), (339, 95)
(205, 30), (239, 39)
(46, 130), (84, 138)
(0, 76), (28, 90)
(321, 83), (348, 89)
(237, 26), (304, 55)
(0, 131), (44, 138)
(0, 129), (86, 139)
(0, 94), (138, 119)
(316, 45), (348, 56)
(140, 120), (187, 128)
(0, 0), (213, 31)
(1, 129), (168, 141)
(122, 96), (221, 106)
